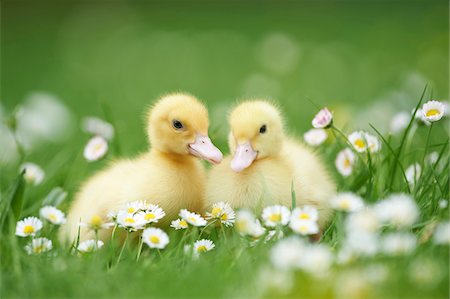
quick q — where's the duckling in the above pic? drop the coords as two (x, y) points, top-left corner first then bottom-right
(205, 100), (335, 228)
(61, 93), (223, 242)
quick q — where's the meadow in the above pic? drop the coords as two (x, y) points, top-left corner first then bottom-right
(1, 1), (449, 299)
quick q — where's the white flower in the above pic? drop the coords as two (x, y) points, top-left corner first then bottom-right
(348, 131), (367, 153)
(303, 129), (327, 146)
(438, 199), (448, 209)
(39, 206), (66, 225)
(405, 163), (421, 186)
(123, 200), (148, 214)
(193, 239), (215, 254)
(83, 136), (108, 162)
(20, 163), (45, 185)
(171, 218), (188, 230)
(270, 237), (305, 270)
(25, 237), (52, 255)
(421, 100), (446, 122)
(312, 108), (333, 128)
(390, 111), (410, 134)
(80, 215), (114, 231)
(116, 210), (146, 231)
(15, 217), (43, 237)
(331, 192), (364, 212)
(289, 219), (319, 236)
(365, 133), (381, 153)
(414, 108), (431, 125)
(335, 148), (356, 177)
(261, 205), (290, 227)
(205, 202), (236, 226)
(235, 210), (265, 238)
(343, 232), (379, 257)
(374, 193), (419, 228)
(345, 208), (380, 234)
(381, 233), (416, 255)
(142, 227), (169, 249)
(290, 205), (318, 222)
(433, 221), (450, 245)
(77, 239), (104, 253)
(139, 205), (165, 224)
(179, 209), (207, 227)
(426, 151), (439, 165)
(81, 116), (114, 140)
(298, 244), (333, 277)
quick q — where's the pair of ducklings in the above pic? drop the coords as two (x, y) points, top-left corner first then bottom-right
(61, 93), (335, 242)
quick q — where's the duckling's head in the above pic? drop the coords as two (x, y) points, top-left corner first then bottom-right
(147, 93), (223, 164)
(228, 100), (284, 172)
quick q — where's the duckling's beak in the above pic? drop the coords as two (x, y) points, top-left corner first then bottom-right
(230, 142), (257, 172)
(188, 134), (223, 164)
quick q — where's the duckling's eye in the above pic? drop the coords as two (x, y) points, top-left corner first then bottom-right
(259, 124), (267, 134)
(172, 119), (184, 130)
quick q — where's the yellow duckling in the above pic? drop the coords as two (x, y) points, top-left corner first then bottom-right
(205, 100), (335, 228)
(61, 93), (223, 242)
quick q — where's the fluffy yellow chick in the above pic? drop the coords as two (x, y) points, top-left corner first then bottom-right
(60, 93), (223, 243)
(205, 100), (335, 228)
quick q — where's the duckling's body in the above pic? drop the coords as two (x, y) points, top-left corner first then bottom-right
(205, 101), (335, 228)
(61, 94), (222, 243)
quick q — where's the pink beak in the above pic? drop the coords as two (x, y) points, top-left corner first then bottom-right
(230, 142), (257, 172)
(188, 134), (223, 164)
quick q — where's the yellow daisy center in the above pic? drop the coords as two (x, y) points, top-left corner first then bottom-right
(197, 245), (207, 252)
(236, 221), (247, 232)
(179, 220), (188, 227)
(269, 213), (281, 222)
(188, 217), (197, 223)
(344, 158), (351, 168)
(354, 139), (365, 149)
(23, 225), (35, 234)
(48, 214), (58, 222)
(426, 109), (440, 117)
(124, 217), (135, 223)
(34, 245), (44, 253)
(127, 207), (135, 213)
(145, 213), (156, 221)
(299, 213), (310, 220)
(221, 213), (228, 221)
(94, 143), (104, 152)
(90, 215), (103, 227)
(299, 225), (308, 232)
(340, 199), (350, 210)
(211, 207), (222, 217)
(150, 236), (160, 244)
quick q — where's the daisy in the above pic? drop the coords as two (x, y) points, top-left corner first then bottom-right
(116, 210), (146, 231)
(289, 219), (319, 236)
(365, 133), (381, 153)
(299, 245), (333, 277)
(83, 136), (108, 162)
(348, 131), (367, 153)
(303, 128), (328, 147)
(205, 202), (236, 226)
(193, 239), (215, 254)
(433, 221), (450, 245)
(414, 108), (431, 126)
(405, 163), (421, 186)
(343, 232), (379, 257)
(389, 111), (410, 134)
(330, 192), (364, 212)
(77, 239), (104, 253)
(139, 205), (166, 224)
(345, 208), (380, 234)
(290, 205), (318, 222)
(16, 217), (43, 237)
(312, 108), (333, 129)
(262, 205), (290, 227)
(81, 116), (114, 140)
(270, 237), (305, 270)
(421, 100), (446, 122)
(20, 163), (45, 185)
(426, 151), (439, 165)
(235, 210), (266, 238)
(335, 148), (356, 177)
(80, 215), (114, 231)
(438, 199), (448, 209)
(39, 205), (66, 225)
(373, 193), (419, 228)
(171, 218), (188, 230)
(142, 227), (170, 249)
(124, 200), (147, 214)
(179, 209), (207, 227)
(25, 237), (52, 255)
(381, 233), (416, 256)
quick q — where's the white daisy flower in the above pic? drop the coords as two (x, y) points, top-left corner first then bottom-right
(261, 205), (290, 227)
(179, 209), (207, 227)
(414, 108), (431, 125)
(345, 208), (380, 234)
(25, 237), (52, 255)
(124, 200), (147, 214)
(365, 133), (381, 153)
(389, 111), (410, 134)
(335, 148), (356, 177)
(205, 202), (236, 226)
(20, 163), (45, 186)
(80, 215), (114, 231)
(270, 237), (305, 270)
(193, 239), (215, 254)
(298, 244), (333, 276)
(142, 227), (169, 249)
(139, 205), (165, 224)
(116, 210), (146, 231)
(303, 128), (327, 147)
(39, 205), (66, 225)
(290, 205), (318, 222)
(373, 193), (419, 228)
(170, 218), (188, 230)
(381, 233), (416, 256)
(405, 163), (421, 186)
(312, 107), (333, 129)
(331, 192), (364, 212)
(348, 131), (367, 153)
(438, 199), (448, 209)
(343, 232), (379, 257)
(426, 151), (439, 165)
(421, 100), (445, 122)
(289, 219), (319, 236)
(83, 136), (108, 162)
(433, 221), (450, 245)
(81, 116), (114, 140)
(235, 210), (266, 238)
(15, 217), (43, 237)
(77, 239), (104, 253)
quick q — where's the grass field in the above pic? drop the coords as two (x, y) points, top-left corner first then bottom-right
(1, 1), (449, 298)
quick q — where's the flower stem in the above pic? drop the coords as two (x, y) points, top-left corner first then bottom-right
(116, 231), (129, 266)
(136, 231), (143, 262)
